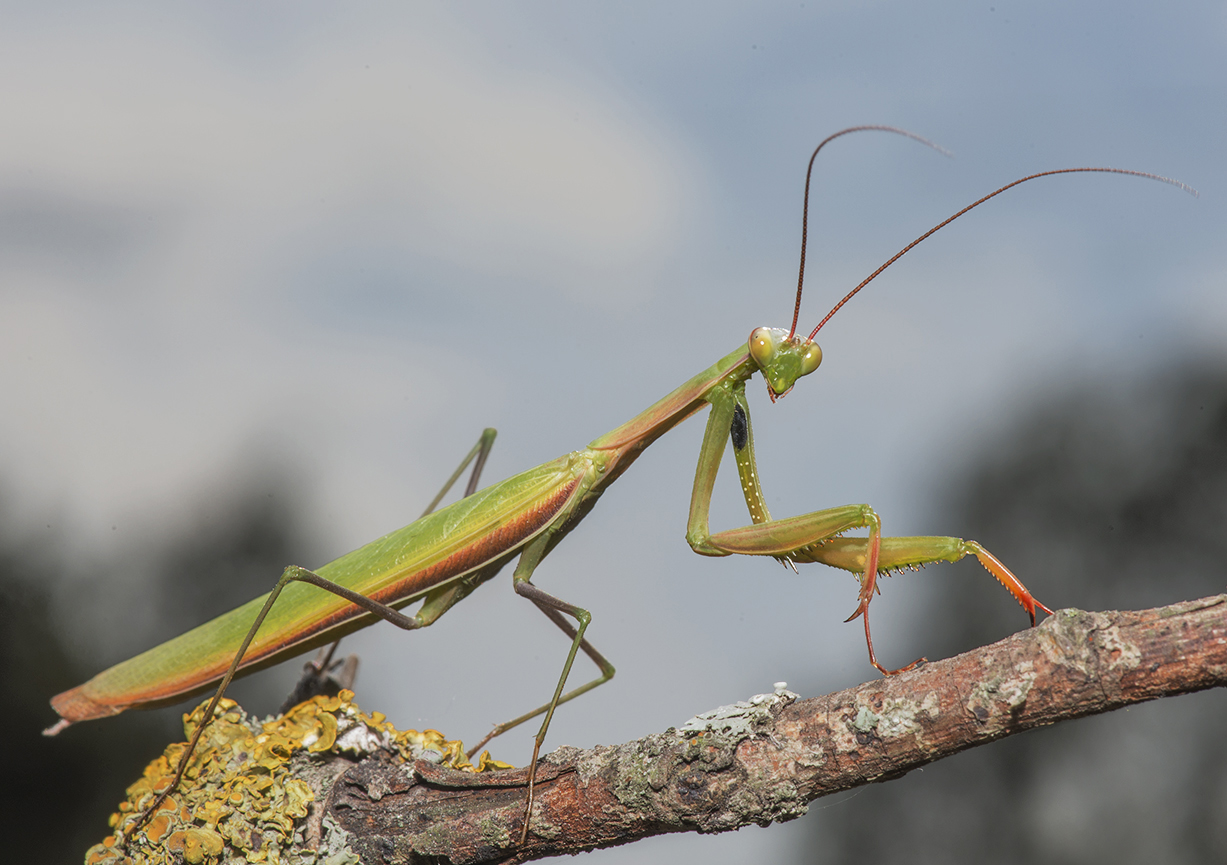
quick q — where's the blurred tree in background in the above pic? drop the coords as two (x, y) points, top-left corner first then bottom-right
(802, 360), (1227, 864)
(0, 475), (318, 863)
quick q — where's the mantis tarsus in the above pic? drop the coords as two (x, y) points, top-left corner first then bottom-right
(45, 125), (1194, 849)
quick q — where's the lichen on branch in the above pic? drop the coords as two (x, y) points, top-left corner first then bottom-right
(86, 595), (1227, 865)
(89, 690), (509, 865)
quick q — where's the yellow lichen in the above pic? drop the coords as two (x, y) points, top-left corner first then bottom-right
(165, 828), (224, 864)
(143, 813), (171, 844)
(84, 689), (510, 865)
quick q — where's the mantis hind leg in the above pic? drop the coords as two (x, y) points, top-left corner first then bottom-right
(287, 428), (499, 706)
(124, 563), (446, 841)
(126, 431), (501, 843)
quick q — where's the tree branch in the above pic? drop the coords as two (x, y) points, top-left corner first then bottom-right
(97, 595), (1227, 865)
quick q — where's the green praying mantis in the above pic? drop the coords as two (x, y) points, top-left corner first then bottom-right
(45, 126), (1193, 849)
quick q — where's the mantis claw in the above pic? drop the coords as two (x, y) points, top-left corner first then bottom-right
(844, 598), (872, 619)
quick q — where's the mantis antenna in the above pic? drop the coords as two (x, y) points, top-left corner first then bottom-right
(808, 166), (1197, 339)
(788, 125), (951, 339)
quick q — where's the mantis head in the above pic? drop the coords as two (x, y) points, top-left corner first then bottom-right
(748, 326), (822, 402)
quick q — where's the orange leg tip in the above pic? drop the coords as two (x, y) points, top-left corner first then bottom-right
(1018, 594), (1055, 626)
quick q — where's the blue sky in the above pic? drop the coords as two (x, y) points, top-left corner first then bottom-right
(3, 3), (1224, 861)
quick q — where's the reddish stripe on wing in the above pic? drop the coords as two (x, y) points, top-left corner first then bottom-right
(49, 476), (584, 725)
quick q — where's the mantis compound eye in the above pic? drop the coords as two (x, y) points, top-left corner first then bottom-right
(748, 326), (779, 369)
(798, 341), (822, 377)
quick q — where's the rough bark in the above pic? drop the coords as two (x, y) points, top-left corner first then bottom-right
(107, 595), (1227, 864)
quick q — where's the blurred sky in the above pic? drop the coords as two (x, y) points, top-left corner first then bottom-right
(3, 3), (1225, 862)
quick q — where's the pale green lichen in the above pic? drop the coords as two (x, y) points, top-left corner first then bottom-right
(1096, 626), (1142, 670)
(676, 687), (798, 739)
(874, 692), (940, 739)
(843, 692), (940, 749)
(851, 706), (878, 734)
(85, 690), (510, 865)
(966, 662), (1037, 725)
(316, 815), (360, 865)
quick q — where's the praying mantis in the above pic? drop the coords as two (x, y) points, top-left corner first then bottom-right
(45, 126), (1193, 849)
